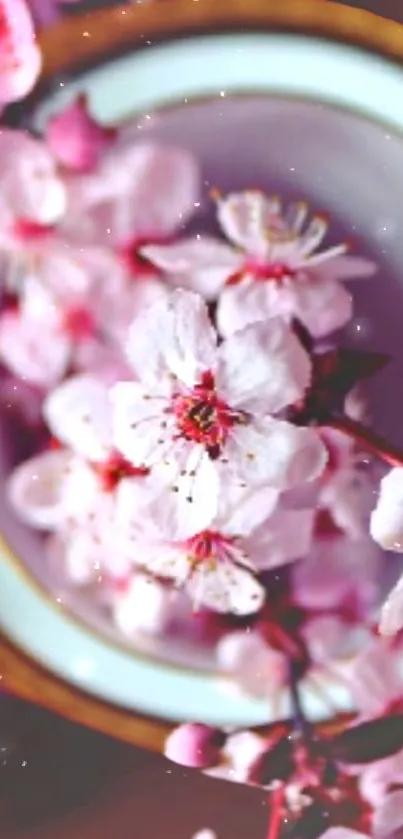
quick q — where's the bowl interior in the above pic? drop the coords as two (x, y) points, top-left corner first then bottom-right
(0, 30), (403, 720)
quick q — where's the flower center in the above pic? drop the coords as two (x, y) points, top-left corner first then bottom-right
(94, 452), (149, 492)
(186, 530), (231, 569)
(227, 261), (295, 286)
(173, 371), (248, 459)
(61, 306), (97, 341)
(120, 234), (173, 276)
(12, 219), (55, 243)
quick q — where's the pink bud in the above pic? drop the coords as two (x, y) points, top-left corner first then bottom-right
(46, 94), (117, 173)
(164, 723), (225, 769)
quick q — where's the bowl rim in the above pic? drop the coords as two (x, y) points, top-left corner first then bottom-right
(37, 0), (403, 84)
(3, 0), (402, 750)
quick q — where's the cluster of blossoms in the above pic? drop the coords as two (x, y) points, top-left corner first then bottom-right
(4, 3), (403, 837)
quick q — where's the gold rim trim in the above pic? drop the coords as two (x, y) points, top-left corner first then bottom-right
(38, 0), (403, 82)
(2, 0), (398, 748)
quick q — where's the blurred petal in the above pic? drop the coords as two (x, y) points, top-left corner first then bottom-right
(46, 95), (116, 173)
(0, 309), (69, 387)
(7, 450), (73, 529)
(370, 468), (403, 552)
(246, 508), (315, 569)
(216, 630), (286, 698)
(216, 191), (281, 255)
(373, 790), (403, 837)
(112, 574), (175, 637)
(0, 0), (41, 105)
(380, 574), (403, 637)
(141, 236), (239, 300)
(44, 375), (113, 461)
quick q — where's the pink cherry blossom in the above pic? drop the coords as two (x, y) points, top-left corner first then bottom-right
(165, 723), (224, 769)
(7, 375), (150, 581)
(111, 289), (327, 540)
(0, 238), (160, 387)
(115, 474), (314, 614)
(65, 141), (200, 251)
(0, 130), (66, 236)
(46, 95), (117, 173)
(0, 0), (41, 109)
(141, 191), (376, 335)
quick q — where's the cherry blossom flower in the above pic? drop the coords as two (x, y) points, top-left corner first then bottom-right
(0, 130), (66, 236)
(65, 141), (200, 253)
(0, 0), (41, 109)
(141, 191), (376, 336)
(115, 471), (315, 614)
(7, 374), (150, 582)
(0, 237), (162, 387)
(45, 95), (117, 173)
(165, 723), (225, 769)
(202, 730), (267, 785)
(111, 289), (327, 540)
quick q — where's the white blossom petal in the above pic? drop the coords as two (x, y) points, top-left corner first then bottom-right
(141, 237), (240, 300)
(43, 375), (113, 461)
(370, 468), (403, 552)
(245, 508), (315, 569)
(0, 309), (69, 388)
(315, 254), (377, 282)
(125, 290), (217, 386)
(289, 275), (353, 338)
(187, 560), (265, 615)
(216, 484), (280, 537)
(380, 574), (403, 637)
(7, 450), (74, 529)
(111, 381), (172, 467)
(217, 317), (311, 413)
(228, 418), (327, 490)
(112, 574), (175, 637)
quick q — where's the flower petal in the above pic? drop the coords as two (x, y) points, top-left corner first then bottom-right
(0, 0), (41, 106)
(380, 574), (403, 637)
(187, 560), (265, 615)
(125, 290), (217, 386)
(245, 508), (315, 569)
(46, 95), (116, 173)
(228, 418), (327, 490)
(217, 317), (311, 413)
(112, 574), (175, 637)
(217, 277), (286, 338)
(216, 630), (287, 698)
(370, 468), (403, 552)
(141, 237), (240, 300)
(43, 375), (113, 461)
(315, 254), (377, 282)
(319, 831), (369, 839)
(0, 309), (69, 388)
(7, 450), (74, 529)
(216, 484), (280, 537)
(373, 790), (403, 837)
(348, 638), (403, 716)
(111, 381), (172, 467)
(0, 129), (66, 224)
(289, 275), (353, 338)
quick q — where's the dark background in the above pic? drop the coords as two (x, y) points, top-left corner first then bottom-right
(1, 2), (401, 837)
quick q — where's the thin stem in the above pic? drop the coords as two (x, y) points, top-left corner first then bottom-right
(288, 661), (311, 741)
(326, 414), (403, 468)
(266, 785), (285, 839)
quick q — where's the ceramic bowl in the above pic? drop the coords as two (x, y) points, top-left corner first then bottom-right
(1, 0), (403, 746)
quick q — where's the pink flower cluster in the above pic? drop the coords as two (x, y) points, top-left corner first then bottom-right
(2, 92), (388, 646)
